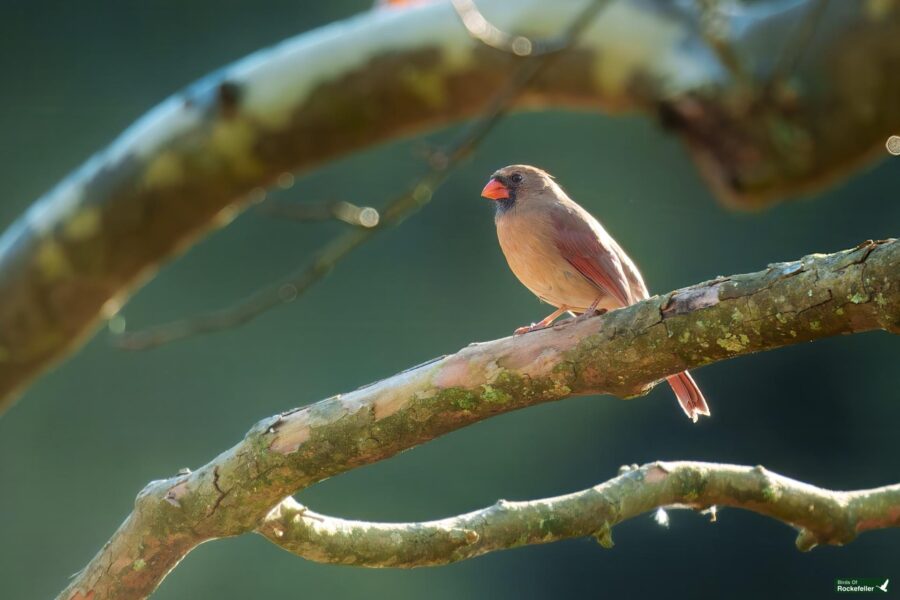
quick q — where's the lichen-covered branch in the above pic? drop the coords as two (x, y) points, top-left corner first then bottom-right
(257, 461), (900, 567)
(58, 240), (899, 600)
(2, 1), (899, 415)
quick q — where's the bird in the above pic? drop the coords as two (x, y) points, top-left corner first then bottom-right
(480, 164), (710, 422)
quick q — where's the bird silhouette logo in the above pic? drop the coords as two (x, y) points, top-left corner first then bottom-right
(877, 579), (889, 592)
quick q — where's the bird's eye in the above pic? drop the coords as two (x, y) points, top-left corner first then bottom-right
(510, 173), (523, 183)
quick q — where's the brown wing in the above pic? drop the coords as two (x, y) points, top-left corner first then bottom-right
(550, 207), (633, 307)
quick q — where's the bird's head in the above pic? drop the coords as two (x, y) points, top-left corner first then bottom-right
(481, 164), (555, 213)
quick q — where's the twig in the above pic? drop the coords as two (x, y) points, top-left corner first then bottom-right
(693, 0), (751, 88)
(113, 0), (611, 351)
(59, 239), (899, 600)
(258, 462), (900, 567)
(451, 0), (566, 56)
(261, 200), (381, 228)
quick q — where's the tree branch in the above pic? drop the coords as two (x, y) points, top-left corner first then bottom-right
(1, 0), (897, 415)
(257, 461), (900, 568)
(58, 239), (899, 600)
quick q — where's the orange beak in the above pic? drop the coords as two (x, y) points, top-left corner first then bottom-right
(481, 178), (509, 201)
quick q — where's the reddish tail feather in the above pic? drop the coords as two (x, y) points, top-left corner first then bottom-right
(666, 371), (710, 423)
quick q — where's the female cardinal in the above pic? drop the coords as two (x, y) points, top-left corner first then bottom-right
(481, 164), (710, 422)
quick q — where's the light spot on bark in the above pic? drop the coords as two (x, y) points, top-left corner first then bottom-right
(442, 43), (474, 71)
(210, 118), (264, 177)
(63, 206), (101, 241)
(36, 240), (73, 280)
(213, 204), (241, 228)
(142, 151), (185, 189)
(399, 66), (446, 109)
(100, 295), (126, 319)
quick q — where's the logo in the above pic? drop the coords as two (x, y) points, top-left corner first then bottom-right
(887, 135), (900, 156)
(835, 578), (890, 593)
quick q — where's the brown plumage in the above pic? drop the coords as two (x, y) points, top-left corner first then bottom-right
(481, 164), (711, 422)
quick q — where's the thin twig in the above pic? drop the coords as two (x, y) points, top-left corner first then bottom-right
(113, 0), (610, 351)
(693, 0), (752, 88)
(261, 200), (381, 228)
(451, 0), (566, 56)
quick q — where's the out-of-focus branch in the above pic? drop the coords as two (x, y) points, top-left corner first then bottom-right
(261, 200), (381, 228)
(452, 0), (564, 56)
(1, 0), (898, 412)
(112, 0), (608, 351)
(58, 240), (899, 600)
(257, 461), (900, 567)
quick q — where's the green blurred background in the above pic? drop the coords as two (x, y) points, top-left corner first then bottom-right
(1, 1), (898, 598)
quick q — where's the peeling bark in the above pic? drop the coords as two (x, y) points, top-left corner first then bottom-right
(58, 240), (899, 600)
(2, 0), (899, 414)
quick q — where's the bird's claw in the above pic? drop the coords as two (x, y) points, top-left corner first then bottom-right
(515, 308), (608, 335)
(514, 323), (544, 335)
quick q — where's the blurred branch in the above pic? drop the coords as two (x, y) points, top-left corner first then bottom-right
(112, 0), (608, 351)
(261, 200), (381, 227)
(258, 461), (900, 567)
(451, 0), (565, 56)
(59, 240), (899, 600)
(1, 0), (898, 414)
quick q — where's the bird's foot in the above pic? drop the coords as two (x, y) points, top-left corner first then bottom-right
(513, 323), (548, 335)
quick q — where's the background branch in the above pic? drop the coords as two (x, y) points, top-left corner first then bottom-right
(111, 0), (607, 351)
(59, 239), (899, 600)
(1, 0), (897, 414)
(257, 461), (900, 567)
(261, 200), (381, 228)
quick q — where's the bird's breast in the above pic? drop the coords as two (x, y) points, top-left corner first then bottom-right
(496, 210), (606, 311)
